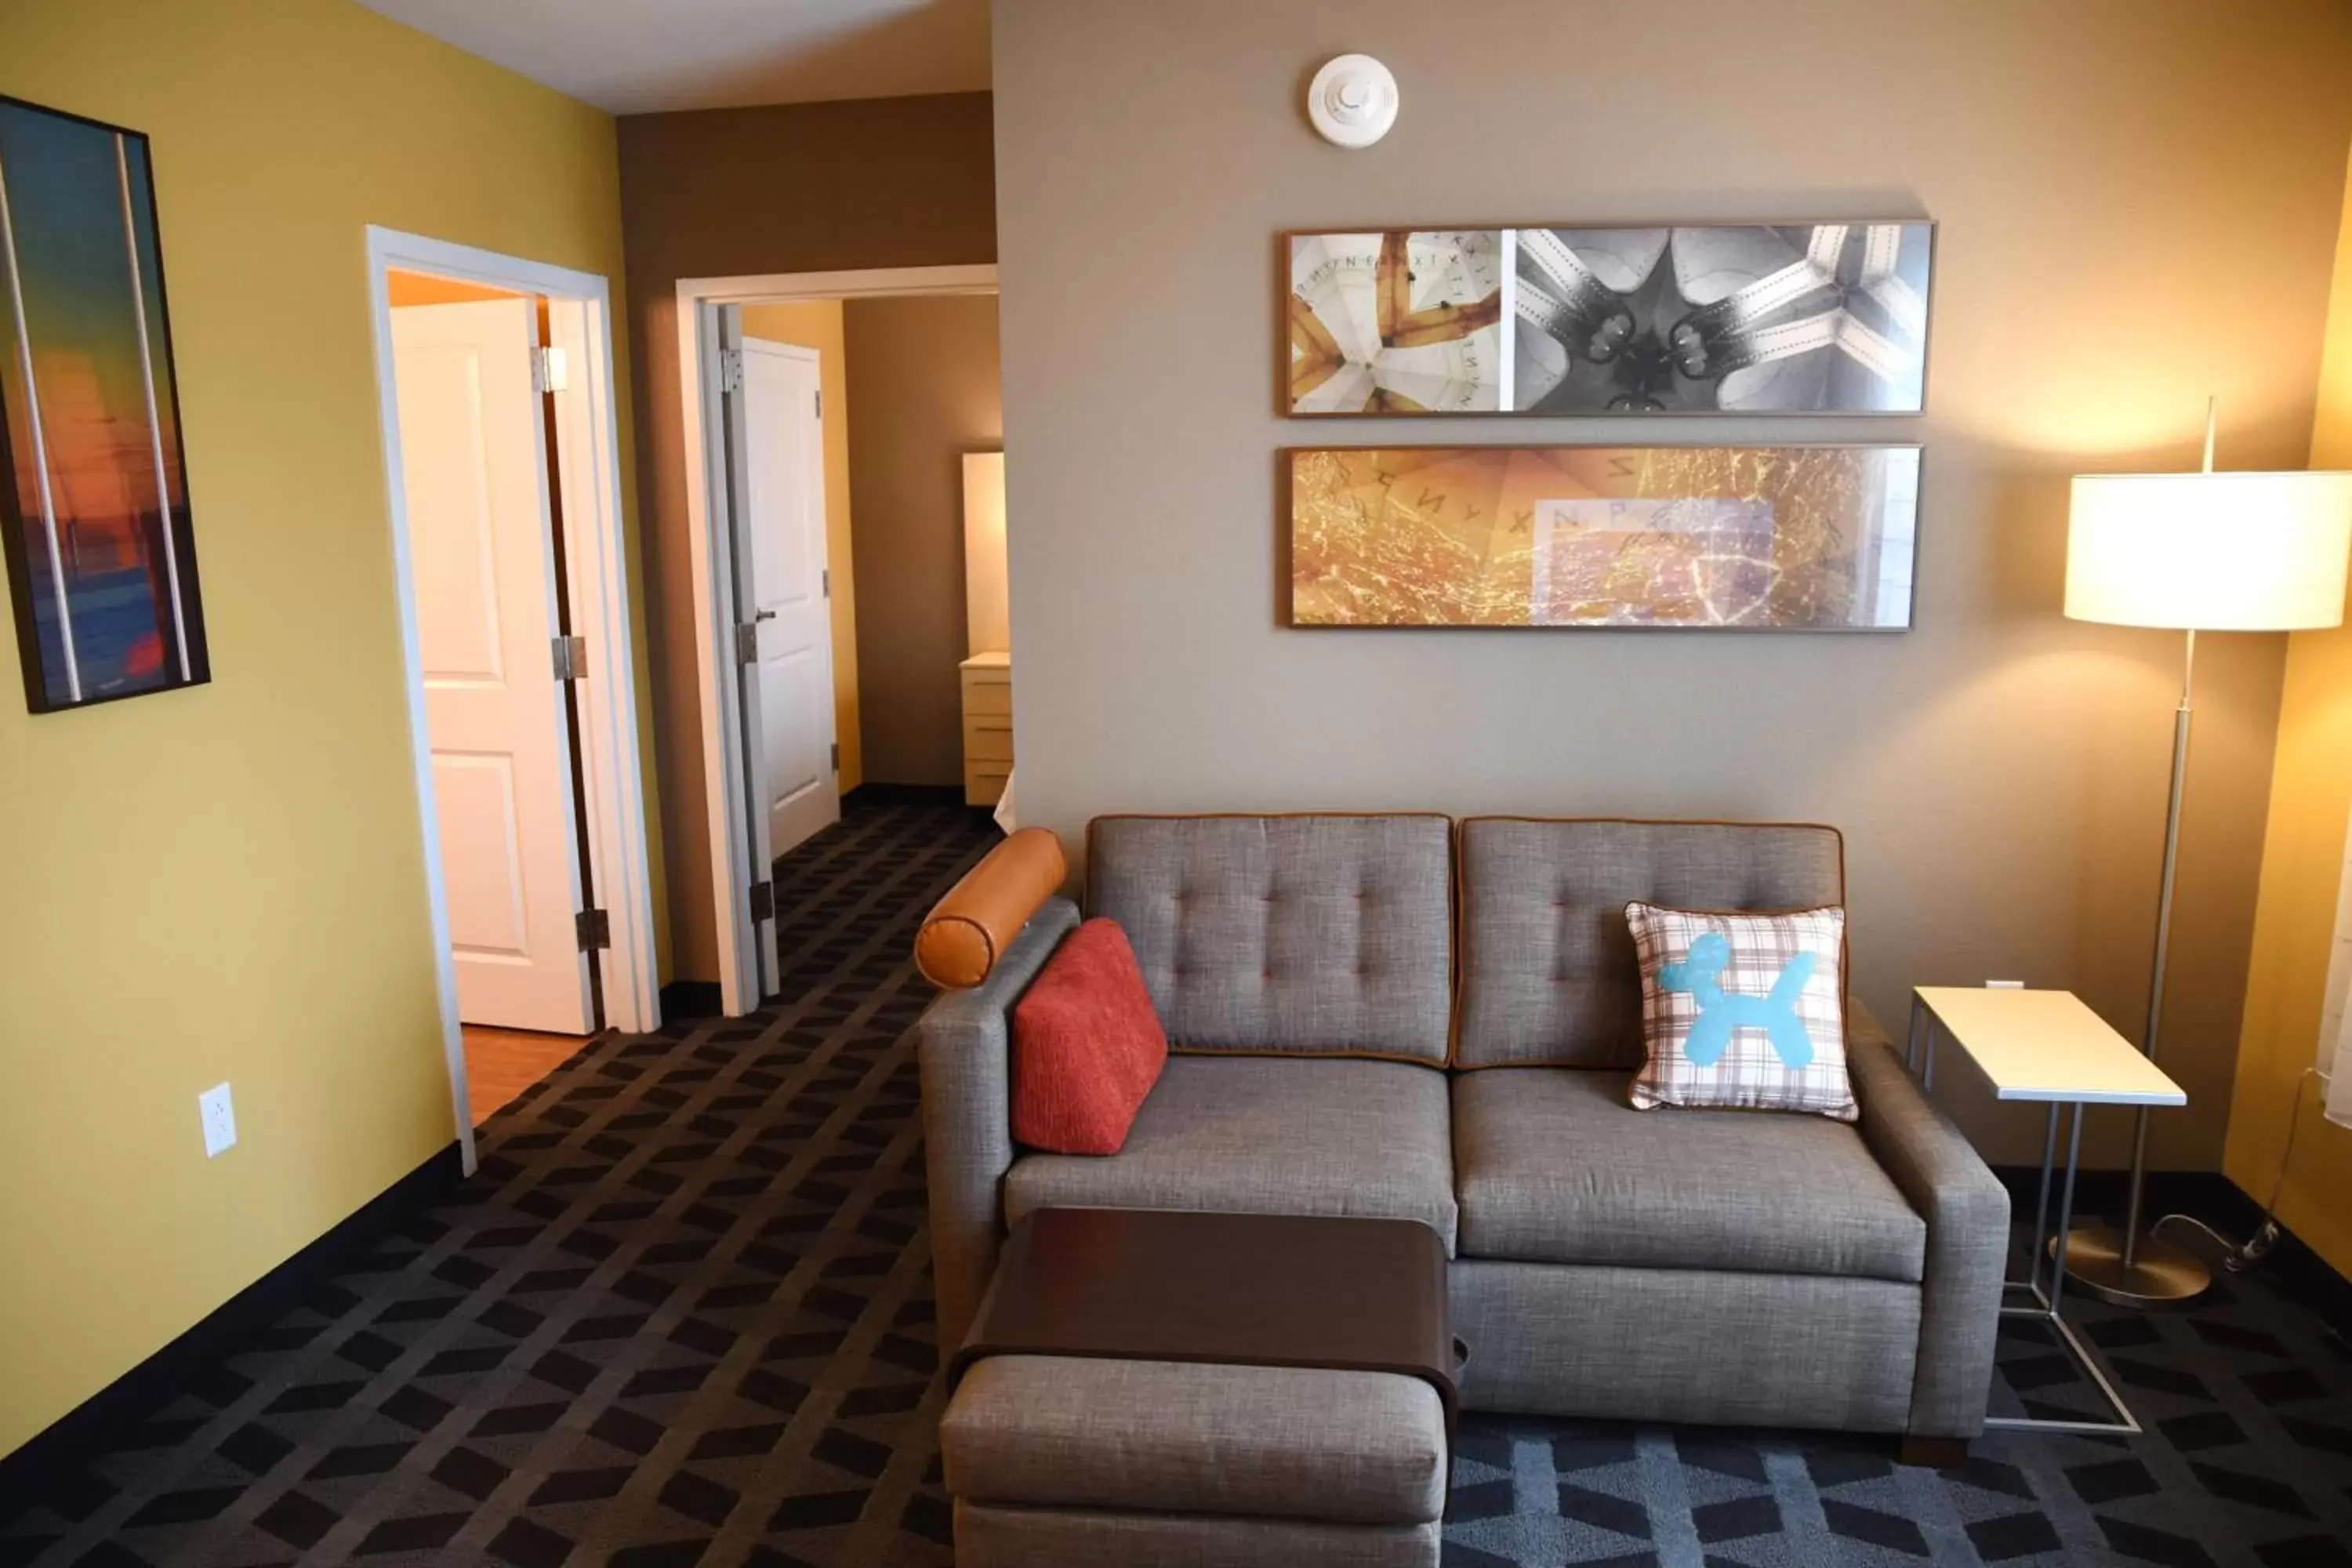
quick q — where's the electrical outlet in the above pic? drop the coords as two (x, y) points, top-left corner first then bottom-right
(198, 1082), (237, 1158)
(1986, 978), (2025, 990)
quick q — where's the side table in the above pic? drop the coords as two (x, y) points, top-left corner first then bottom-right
(1907, 986), (2188, 1437)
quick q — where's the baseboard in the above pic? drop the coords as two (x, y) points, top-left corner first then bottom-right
(2189, 1176), (2352, 1332)
(1987, 1163), (2235, 1221)
(0, 1141), (464, 1515)
(842, 782), (970, 810)
(659, 979), (724, 1022)
(1989, 1163), (2352, 1330)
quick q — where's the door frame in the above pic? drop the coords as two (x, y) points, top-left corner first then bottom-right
(677, 264), (997, 1016)
(367, 226), (662, 1168)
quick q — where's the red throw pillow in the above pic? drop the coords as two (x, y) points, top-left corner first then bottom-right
(1011, 918), (1167, 1154)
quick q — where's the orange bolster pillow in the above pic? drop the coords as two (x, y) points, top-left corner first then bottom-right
(914, 827), (1069, 989)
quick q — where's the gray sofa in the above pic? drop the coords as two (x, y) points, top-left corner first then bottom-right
(918, 814), (2009, 1444)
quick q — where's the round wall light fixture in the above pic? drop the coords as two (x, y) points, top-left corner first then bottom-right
(1307, 54), (1399, 149)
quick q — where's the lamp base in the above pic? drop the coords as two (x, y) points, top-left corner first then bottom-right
(2051, 1225), (2212, 1308)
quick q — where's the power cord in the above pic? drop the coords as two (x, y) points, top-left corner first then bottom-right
(2147, 1066), (2321, 1274)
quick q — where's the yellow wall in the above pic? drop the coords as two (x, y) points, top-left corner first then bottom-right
(740, 302), (863, 792)
(2226, 145), (2352, 1275)
(0, 0), (651, 1458)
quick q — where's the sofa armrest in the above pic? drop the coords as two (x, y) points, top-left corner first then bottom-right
(916, 828), (1068, 989)
(1849, 1011), (2010, 1439)
(918, 895), (1081, 1350)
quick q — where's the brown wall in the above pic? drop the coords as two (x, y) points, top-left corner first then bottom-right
(619, 93), (995, 983)
(844, 294), (1004, 785)
(994, 0), (2352, 1167)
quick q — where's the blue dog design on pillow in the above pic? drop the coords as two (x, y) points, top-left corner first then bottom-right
(1657, 931), (1820, 1069)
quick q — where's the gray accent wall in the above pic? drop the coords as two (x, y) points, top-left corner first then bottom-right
(992, 0), (2352, 1164)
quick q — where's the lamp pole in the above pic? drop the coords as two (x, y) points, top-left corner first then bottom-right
(2062, 401), (2217, 1307)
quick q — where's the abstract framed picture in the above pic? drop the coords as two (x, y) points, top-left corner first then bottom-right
(1286, 222), (1933, 416)
(0, 94), (208, 713)
(1286, 444), (1921, 630)
(1288, 230), (1506, 413)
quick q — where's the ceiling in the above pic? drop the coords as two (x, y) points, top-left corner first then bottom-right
(355, 0), (991, 114)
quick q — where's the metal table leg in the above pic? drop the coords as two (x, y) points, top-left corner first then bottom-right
(1984, 1099), (2142, 1436)
(2015, 1103), (2057, 1301)
(1907, 996), (1940, 1093)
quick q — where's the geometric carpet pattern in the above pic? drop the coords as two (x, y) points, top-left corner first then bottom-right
(0, 797), (992, 1568)
(1448, 1287), (2352, 1567)
(2, 796), (2350, 1566)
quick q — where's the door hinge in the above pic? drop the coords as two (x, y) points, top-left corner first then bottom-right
(748, 880), (775, 922)
(734, 622), (759, 665)
(830, 741), (840, 771)
(719, 347), (744, 394)
(814, 388), (822, 419)
(551, 633), (587, 681)
(821, 568), (829, 598)
(532, 344), (569, 394)
(575, 907), (611, 951)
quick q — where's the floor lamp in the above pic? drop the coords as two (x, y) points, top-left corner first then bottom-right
(2061, 409), (2352, 1306)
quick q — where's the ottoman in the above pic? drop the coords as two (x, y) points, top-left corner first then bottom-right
(941, 1353), (1447, 1567)
(937, 1208), (1455, 1567)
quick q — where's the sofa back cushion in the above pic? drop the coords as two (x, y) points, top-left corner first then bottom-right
(1086, 814), (1453, 1063)
(1455, 818), (1845, 1069)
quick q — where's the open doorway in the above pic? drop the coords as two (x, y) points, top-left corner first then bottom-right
(678, 267), (1003, 1014)
(367, 229), (659, 1160)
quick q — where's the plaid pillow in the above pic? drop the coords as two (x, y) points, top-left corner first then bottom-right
(1625, 902), (1855, 1121)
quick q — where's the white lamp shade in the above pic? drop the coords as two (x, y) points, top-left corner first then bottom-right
(2065, 470), (2352, 631)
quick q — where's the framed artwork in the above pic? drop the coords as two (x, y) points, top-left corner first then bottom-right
(1289, 230), (1506, 413)
(1286, 444), (1921, 630)
(1286, 223), (1933, 416)
(0, 94), (208, 712)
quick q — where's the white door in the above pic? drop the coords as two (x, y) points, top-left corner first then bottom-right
(735, 337), (840, 862)
(393, 299), (593, 1035)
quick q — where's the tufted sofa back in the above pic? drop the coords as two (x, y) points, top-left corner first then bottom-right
(1452, 817), (1846, 1069)
(1075, 813), (1846, 1071)
(1085, 814), (1454, 1065)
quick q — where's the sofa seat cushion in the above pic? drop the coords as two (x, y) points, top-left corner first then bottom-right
(1453, 1068), (1924, 1282)
(1005, 1056), (1458, 1253)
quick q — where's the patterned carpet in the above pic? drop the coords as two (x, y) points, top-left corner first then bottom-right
(3, 797), (2351, 1566)
(1445, 1289), (2352, 1567)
